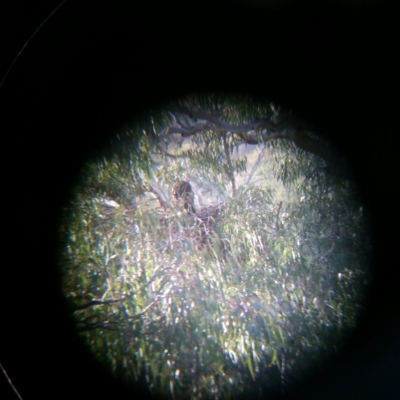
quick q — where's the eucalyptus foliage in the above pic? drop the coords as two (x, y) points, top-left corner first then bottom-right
(61, 95), (370, 399)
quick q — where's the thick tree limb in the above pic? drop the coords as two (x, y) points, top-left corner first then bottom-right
(292, 131), (338, 165)
(167, 105), (287, 133)
(164, 105), (352, 179)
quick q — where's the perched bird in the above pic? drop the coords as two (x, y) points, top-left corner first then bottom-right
(173, 181), (196, 213)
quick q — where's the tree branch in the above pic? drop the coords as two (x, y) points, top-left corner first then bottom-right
(148, 184), (170, 208)
(246, 144), (267, 185)
(153, 143), (187, 159)
(167, 105), (287, 133)
(126, 295), (165, 320)
(222, 133), (237, 197)
(162, 105), (352, 179)
(76, 321), (122, 332)
(71, 297), (125, 311)
(276, 201), (283, 232)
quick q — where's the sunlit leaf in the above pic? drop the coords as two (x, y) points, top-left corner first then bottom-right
(246, 354), (256, 381)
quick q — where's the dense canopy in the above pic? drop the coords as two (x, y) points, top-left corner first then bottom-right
(60, 94), (371, 399)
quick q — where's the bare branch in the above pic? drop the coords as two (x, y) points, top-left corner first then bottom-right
(167, 105), (287, 134)
(246, 144), (268, 185)
(276, 201), (283, 232)
(126, 295), (165, 320)
(153, 143), (187, 159)
(162, 105), (352, 179)
(166, 122), (210, 137)
(222, 134), (236, 197)
(76, 321), (123, 332)
(71, 297), (125, 311)
(148, 184), (170, 208)
(316, 241), (336, 265)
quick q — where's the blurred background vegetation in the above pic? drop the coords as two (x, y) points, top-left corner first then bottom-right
(60, 94), (371, 399)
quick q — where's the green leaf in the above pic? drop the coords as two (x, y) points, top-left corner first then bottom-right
(103, 244), (109, 266)
(246, 355), (255, 381)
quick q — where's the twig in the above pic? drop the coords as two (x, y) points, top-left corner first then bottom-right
(126, 295), (165, 320)
(222, 133), (236, 197)
(315, 241), (336, 265)
(153, 143), (187, 159)
(77, 321), (122, 332)
(0, 363), (24, 400)
(246, 144), (267, 185)
(71, 297), (125, 311)
(276, 201), (283, 231)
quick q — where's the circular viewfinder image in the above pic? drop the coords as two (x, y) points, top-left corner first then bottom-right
(59, 93), (371, 399)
